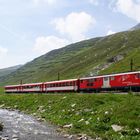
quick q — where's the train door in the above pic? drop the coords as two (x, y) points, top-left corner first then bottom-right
(102, 77), (110, 88)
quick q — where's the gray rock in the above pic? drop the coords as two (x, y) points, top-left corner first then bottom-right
(63, 124), (73, 128)
(111, 124), (123, 132)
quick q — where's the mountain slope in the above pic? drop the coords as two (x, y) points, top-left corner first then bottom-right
(0, 65), (22, 78)
(130, 23), (140, 31)
(1, 29), (140, 86)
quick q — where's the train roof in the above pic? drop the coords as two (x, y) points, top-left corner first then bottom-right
(80, 71), (140, 80)
(5, 84), (21, 88)
(44, 79), (78, 84)
(21, 82), (43, 86)
(5, 82), (43, 87)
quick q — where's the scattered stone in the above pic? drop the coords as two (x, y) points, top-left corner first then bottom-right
(97, 117), (100, 121)
(64, 134), (70, 138)
(40, 109), (46, 113)
(32, 113), (37, 116)
(84, 109), (92, 112)
(135, 128), (140, 133)
(63, 124), (73, 128)
(91, 112), (94, 114)
(37, 117), (44, 122)
(68, 135), (73, 139)
(111, 124), (123, 132)
(48, 100), (53, 104)
(71, 104), (76, 108)
(77, 134), (88, 140)
(78, 118), (84, 122)
(85, 121), (90, 125)
(0, 104), (5, 108)
(104, 111), (109, 115)
(14, 105), (18, 109)
(62, 96), (67, 99)
(95, 137), (102, 140)
(88, 117), (92, 121)
(56, 128), (62, 132)
(38, 106), (44, 111)
(48, 105), (51, 109)
(75, 111), (80, 116)
(71, 109), (75, 112)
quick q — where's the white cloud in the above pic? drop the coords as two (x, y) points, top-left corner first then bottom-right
(32, 0), (56, 6)
(89, 0), (99, 6)
(33, 35), (70, 55)
(106, 30), (116, 35)
(0, 46), (8, 56)
(113, 0), (140, 22)
(52, 12), (96, 42)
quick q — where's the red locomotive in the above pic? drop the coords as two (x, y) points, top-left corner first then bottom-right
(5, 71), (140, 93)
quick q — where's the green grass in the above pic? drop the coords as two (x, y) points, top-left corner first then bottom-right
(0, 93), (140, 139)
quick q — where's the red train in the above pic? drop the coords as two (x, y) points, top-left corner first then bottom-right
(5, 71), (140, 93)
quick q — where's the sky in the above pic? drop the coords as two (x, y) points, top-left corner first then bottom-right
(0, 0), (139, 69)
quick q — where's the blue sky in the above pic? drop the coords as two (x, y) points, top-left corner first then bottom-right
(0, 0), (139, 68)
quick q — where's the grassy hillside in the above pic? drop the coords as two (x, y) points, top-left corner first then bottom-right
(0, 93), (140, 139)
(1, 29), (140, 85)
(0, 65), (21, 78)
(100, 48), (140, 74)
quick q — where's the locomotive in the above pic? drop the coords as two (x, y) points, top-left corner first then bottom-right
(5, 71), (140, 93)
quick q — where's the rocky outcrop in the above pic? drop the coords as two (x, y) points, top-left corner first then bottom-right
(108, 55), (124, 63)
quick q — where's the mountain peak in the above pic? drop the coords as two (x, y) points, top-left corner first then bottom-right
(130, 23), (140, 31)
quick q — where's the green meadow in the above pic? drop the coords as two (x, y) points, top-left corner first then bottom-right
(0, 93), (140, 139)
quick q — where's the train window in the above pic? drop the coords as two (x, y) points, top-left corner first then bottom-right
(80, 80), (84, 83)
(66, 82), (68, 86)
(122, 75), (127, 81)
(136, 73), (140, 78)
(87, 83), (93, 86)
(62, 83), (65, 86)
(70, 82), (72, 86)
(88, 79), (94, 83)
(104, 77), (108, 81)
(110, 76), (115, 80)
(34, 86), (37, 88)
